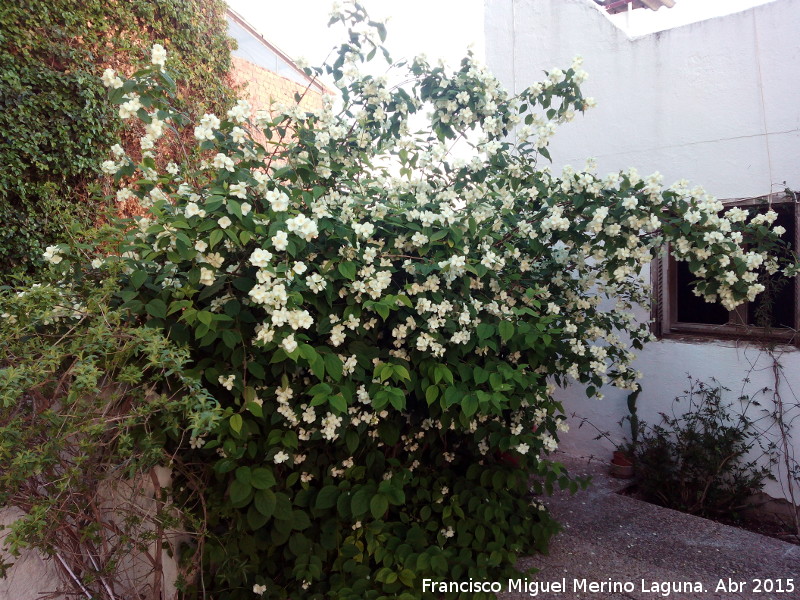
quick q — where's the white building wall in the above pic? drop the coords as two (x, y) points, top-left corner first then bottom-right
(486, 0), (800, 499)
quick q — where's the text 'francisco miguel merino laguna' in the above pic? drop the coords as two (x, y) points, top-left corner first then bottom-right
(422, 578), (715, 597)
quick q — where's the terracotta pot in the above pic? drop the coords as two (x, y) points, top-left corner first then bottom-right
(609, 460), (634, 479)
(612, 450), (633, 466)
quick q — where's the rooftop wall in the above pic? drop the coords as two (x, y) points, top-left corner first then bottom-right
(486, 0), (800, 499)
(486, 0), (800, 198)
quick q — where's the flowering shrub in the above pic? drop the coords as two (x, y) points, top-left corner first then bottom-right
(35, 3), (796, 598)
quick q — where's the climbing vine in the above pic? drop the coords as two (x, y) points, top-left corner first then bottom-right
(0, 0), (237, 280)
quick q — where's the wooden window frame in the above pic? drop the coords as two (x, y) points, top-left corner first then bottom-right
(652, 192), (800, 346)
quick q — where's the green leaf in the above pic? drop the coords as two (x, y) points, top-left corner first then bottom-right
(425, 386), (439, 404)
(499, 320), (514, 342)
(247, 505), (268, 530)
(130, 270), (148, 289)
(462, 395), (478, 418)
(222, 329), (239, 349)
(273, 493), (293, 521)
(251, 468), (276, 490)
(324, 353), (343, 381)
(329, 394), (347, 414)
(254, 489), (276, 518)
(209, 228), (224, 250)
(393, 365), (411, 381)
(229, 479), (252, 507)
(370, 494), (389, 520)
(315, 485), (339, 510)
(351, 489), (370, 517)
(399, 569), (415, 587)
(346, 430), (359, 454)
(477, 323), (494, 340)
(338, 262), (357, 280)
(145, 298), (167, 319)
(292, 510), (311, 531)
(235, 466), (251, 485)
(229, 414), (243, 433)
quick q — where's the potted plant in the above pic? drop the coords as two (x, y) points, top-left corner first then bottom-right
(610, 447), (634, 478)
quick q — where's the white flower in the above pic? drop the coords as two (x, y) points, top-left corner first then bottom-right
(253, 583), (267, 595)
(516, 443), (530, 454)
(101, 160), (118, 175)
(199, 267), (215, 286)
(101, 68), (123, 89)
(241, 202), (252, 216)
(194, 240), (208, 252)
(227, 99), (251, 123)
(229, 182), (248, 199)
(218, 374), (235, 390)
(151, 43), (167, 69)
(266, 189), (290, 212)
(282, 334), (298, 353)
(272, 230), (289, 251)
(43, 245), (63, 265)
(411, 232), (429, 247)
(274, 450), (290, 464)
(353, 222), (375, 238)
(218, 216), (232, 229)
(250, 248), (273, 268)
(185, 202), (205, 218)
(212, 153), (235, 172)
(231, 126), (247, 144)
(306, 272), (326, 292)
(292, 261), (307, 275)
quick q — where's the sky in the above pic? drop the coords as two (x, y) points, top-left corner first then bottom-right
(226, 0), (485, 74)
(226, 0), (776, 70)
(606, 0), (777, 35)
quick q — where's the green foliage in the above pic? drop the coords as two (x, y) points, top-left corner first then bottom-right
(0, 269), (221, 590)
(633, 378), (774, 519)
(0, 0), (235, 280)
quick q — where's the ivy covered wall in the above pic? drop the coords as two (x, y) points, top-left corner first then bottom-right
(0, 0), (237, 280)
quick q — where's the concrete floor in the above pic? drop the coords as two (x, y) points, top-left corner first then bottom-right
(500, 454), (800, 600)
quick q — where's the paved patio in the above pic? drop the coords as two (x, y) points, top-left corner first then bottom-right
(500, 454), (800, 600)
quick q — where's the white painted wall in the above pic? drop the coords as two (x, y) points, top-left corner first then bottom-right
(486, 0), (800, 499)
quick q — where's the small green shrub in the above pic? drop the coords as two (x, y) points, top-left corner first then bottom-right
(633, 378), (773, 519)
(0, 268), (221, 591)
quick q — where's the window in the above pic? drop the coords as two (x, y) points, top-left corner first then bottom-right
(652, 192), (799, 344)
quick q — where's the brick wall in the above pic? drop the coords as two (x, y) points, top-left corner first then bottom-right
(230, 55), (325, 148)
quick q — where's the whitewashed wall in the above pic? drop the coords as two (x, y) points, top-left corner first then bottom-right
(485, 0), (800, 499)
